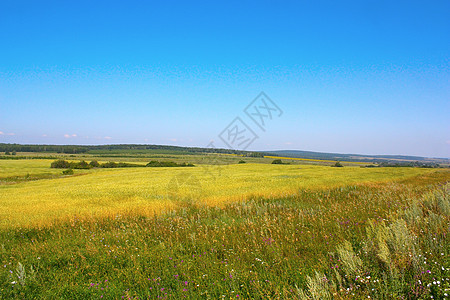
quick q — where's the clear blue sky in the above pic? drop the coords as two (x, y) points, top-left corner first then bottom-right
(0, 0), (449, 157)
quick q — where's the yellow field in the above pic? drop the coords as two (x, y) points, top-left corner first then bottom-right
(0, 159), (65, 178)
(0, 159), (445, 228)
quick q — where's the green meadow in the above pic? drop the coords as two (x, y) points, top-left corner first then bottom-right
(0, 153), (449, 299)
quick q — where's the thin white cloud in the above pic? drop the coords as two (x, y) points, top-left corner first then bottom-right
(169, 138), (177, 142)
(64, 133), (77, 138)
(0, 131), (3, 135)
(7, 133), (15, 136)
(104, 136), (112, 140)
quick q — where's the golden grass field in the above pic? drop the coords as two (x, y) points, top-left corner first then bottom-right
(0, 159), (444, 228)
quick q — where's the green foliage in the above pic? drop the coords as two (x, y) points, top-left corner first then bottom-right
(73, 160), (90, 169)
(89, 160), (100, 168)
(4, 151), (10, 155)
(146, 161), (194, 167)
(62, 169), (74, 175)
(333, 161), (343, 167)
(0, 143), (271, 157)
(271, 159), (290, 165)
(238, 160), (246, 164)
(100, 161), (117, 168)
(51, 160), (146, 169)
(51, 159), (71, 169)
(244, 152), (265, 158)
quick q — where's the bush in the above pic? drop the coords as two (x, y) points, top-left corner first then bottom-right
(101, 162), (118, 168)
(72, 160), (91, 169)
(62, 169), (74, 175)
(333, 161), (343, 167)
(238, 160), (246, 164)
(272, 159), (283, 164)
(146, 161), (194, 167)
(89, 160), (100, 168)
(51, 159), (71, 169)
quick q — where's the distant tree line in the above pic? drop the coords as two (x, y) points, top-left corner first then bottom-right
(146, 161), (194, 167)
(377, 161), (441, 168)
(360, 162), (441, 168)
(51, 160), (194, 169)
(0, 143), (268, 156)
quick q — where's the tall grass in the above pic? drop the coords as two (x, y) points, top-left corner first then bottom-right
(0, 171), (448, 299)
(298, 183), (449, 299)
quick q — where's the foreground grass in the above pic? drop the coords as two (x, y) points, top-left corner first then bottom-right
(0, 171), (448, 299)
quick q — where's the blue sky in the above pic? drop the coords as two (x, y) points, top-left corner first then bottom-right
(0, 0), (449, 157)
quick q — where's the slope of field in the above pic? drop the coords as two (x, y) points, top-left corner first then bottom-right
(0, 172), (448, 299)
(0, 160), (443, 228)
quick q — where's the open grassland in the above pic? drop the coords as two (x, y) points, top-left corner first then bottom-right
(0, 160), (66, 178)
(0, 160), (443, 228)
(0, 171), (448, 299)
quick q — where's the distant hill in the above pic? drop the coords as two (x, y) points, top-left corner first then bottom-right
(267, 150), (450, 165)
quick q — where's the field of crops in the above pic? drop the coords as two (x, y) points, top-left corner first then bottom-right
(0, 157), (449, 299)
(0, 159), (440, 228)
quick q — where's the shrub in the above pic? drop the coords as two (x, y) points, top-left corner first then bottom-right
(62, 169), (74, 175)
(146, 161), (194, 167)
(238, 160), (246, 164)
(333, 162), (343, 167)
(101, 162), (118, 168)
(89, 160), (100, 168)
(272, 159), (283, 164)
(72, 160), (91, 169)
(51, 159), (71, 169)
